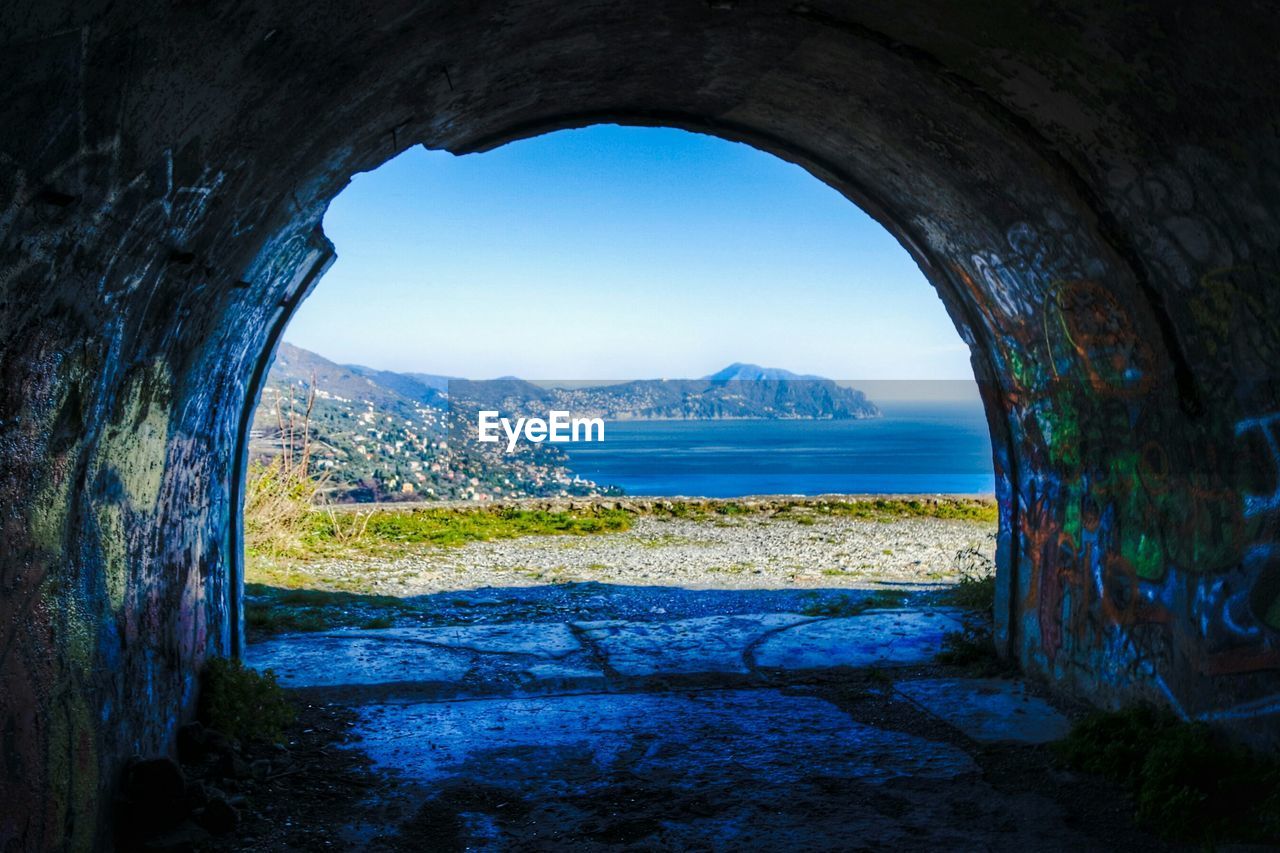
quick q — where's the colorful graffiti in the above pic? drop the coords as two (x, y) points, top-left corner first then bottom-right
(955, 218), (1280, 732)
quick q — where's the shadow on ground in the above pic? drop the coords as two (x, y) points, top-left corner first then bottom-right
(215, 581), (1181, 851)
(245, 580), (949, 639)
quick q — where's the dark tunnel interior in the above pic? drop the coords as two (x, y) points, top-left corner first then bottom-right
(2, 1), (1280, 847)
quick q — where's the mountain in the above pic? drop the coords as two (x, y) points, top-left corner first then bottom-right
(704, 362), (821, 382)
(250, 347), (881, 502)
(250, 343), (608, 503)
(344, 363), (448, 408)
(404, 372), (453, 392)
(450, 365), (879, 421)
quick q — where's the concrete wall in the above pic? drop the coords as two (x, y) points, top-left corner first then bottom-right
(1, 1), (1278, 847)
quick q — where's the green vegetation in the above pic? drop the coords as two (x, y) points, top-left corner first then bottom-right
(943, 572), (996, 611)
(649, 500), (752, 520)
(247, 494), (994, 575)
(244, 583), (417, 634)
(799, 589), (910, 617)
(313, 506), (633, 548)
(939, 544), (998, 613)
(935, 628), (1007, 675)
(198, 657), (296, 745)
(935, 541), (1003, 672)
(248, 498), (635, 571)
(648, 497), (995, 524)
(243, 456), (326, 561)
(797, 498), (997, 524)
(1054, 707), (1280, 843)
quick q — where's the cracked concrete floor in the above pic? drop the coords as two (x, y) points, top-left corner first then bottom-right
(245, 609), (1164, 851)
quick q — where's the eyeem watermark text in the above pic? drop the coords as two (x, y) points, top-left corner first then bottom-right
(478, 410), (605, 452)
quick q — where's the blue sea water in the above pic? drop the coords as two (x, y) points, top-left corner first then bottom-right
(562, 401), (995, 497)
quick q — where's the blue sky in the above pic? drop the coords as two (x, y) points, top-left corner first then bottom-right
(286, 125), (973, 381)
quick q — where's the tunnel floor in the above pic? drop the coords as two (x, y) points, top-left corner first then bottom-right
(222, 603), (1174, 851)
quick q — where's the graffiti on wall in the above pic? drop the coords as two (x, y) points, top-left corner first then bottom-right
(954, 217), (1280, 726)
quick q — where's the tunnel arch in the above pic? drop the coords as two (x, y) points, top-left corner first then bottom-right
(3, 2), (1279, 848)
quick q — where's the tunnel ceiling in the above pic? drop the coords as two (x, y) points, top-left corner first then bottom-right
(3, 1), (1280, 849)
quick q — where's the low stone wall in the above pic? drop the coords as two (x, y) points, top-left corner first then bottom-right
(322, 494), (998, 516)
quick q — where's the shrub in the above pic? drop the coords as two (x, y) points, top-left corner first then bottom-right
(244, 384), (328, 559)
(243, 458), (320, 556)
(1054, 706), (1280, 843)
(941, 542), (997, 613)
(198, 657), (296, 745)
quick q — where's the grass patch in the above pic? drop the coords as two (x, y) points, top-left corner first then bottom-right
(945, 573), (996, 611)
(934, 540), (1003, 671)
(247, 495), (994, 572)
(934, 628), (1008, 675)
(665, 500), (749, 518)
(245, 607), (332, 634)
(807, 498), (998, 524)
(313, 507), (632, 548)
(248, 505), (636, 572)
(799, 589), (910, 617)
(937, 542), (998, 613)
(1054, 707), (1280, 844)
(198, 657), (296, 745)
(648, 497), (995, 522)
(244, 583), (415, 635)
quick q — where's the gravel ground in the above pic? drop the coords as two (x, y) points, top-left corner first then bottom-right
(294, 514), (997, 596)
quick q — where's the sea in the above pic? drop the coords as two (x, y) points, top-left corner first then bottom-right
(562, 401), (995, 497)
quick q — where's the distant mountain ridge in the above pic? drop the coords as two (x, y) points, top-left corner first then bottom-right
(273, 344), (879, 421)
(453, 366), (880, 421)
(252, 344), (604, 502)
(703, 362), (823, 382)
(252, 344), (880, 502)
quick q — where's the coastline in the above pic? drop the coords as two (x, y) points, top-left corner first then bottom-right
(317, 492), (998, 513)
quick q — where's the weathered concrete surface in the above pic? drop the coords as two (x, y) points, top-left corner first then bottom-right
(246, 609), (961, 695)
(4, 1), (1280, 846)
(348, 691), (1045, 849)
(353, 690), (978, 788)
(577, 613), (810, 677)
(244, 612), (1148, 849)
(244, 623), (604, 695)
(896, 678), (1073, 745)
(753, 610), (964, 670)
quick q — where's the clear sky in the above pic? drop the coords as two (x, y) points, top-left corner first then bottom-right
(286, 125), (974, 382)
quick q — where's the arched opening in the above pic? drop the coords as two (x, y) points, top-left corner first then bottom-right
(226, 127), (1020, 846)
(229, 111), (1023, 640)
(3, 3), (1278, 847)
(238, 121), (998, 676)
(236, 124), (1001, 632)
